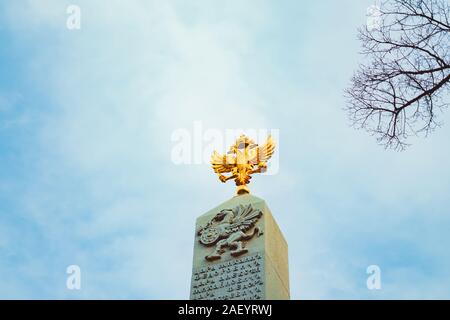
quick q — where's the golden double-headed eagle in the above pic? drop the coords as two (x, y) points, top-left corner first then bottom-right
(210, 135), (275, 195)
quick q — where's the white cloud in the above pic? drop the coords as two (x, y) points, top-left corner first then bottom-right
(1, 0), (450, 299)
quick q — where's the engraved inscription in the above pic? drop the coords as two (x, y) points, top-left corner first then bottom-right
(190, 253), (264, 300)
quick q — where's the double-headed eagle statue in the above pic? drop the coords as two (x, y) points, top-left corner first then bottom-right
(210, 135), (276, 195)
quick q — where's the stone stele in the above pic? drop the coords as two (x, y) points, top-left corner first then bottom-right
(190, 194), (289, 300)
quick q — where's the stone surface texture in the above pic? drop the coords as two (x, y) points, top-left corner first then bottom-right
(190, 194), (289, 300)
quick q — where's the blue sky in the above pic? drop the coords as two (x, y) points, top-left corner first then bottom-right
(1, 0), (450, 299)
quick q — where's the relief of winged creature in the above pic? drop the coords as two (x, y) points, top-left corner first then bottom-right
(197, 204), (264, 261)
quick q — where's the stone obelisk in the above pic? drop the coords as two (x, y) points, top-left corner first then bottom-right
(190, 135), (289, 300)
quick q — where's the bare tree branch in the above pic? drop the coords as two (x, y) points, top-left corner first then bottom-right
(345, 0), (450, 150)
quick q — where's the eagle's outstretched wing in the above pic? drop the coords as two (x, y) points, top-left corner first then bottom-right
(211, 150), (235, 174)
(248, 135), (275, 165)
(228, 204), (262, 233)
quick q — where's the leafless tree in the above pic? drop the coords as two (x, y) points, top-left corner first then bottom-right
(346, 0), (450, 150)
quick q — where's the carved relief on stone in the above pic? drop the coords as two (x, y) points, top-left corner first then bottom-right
(197, 204), (264, 261)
